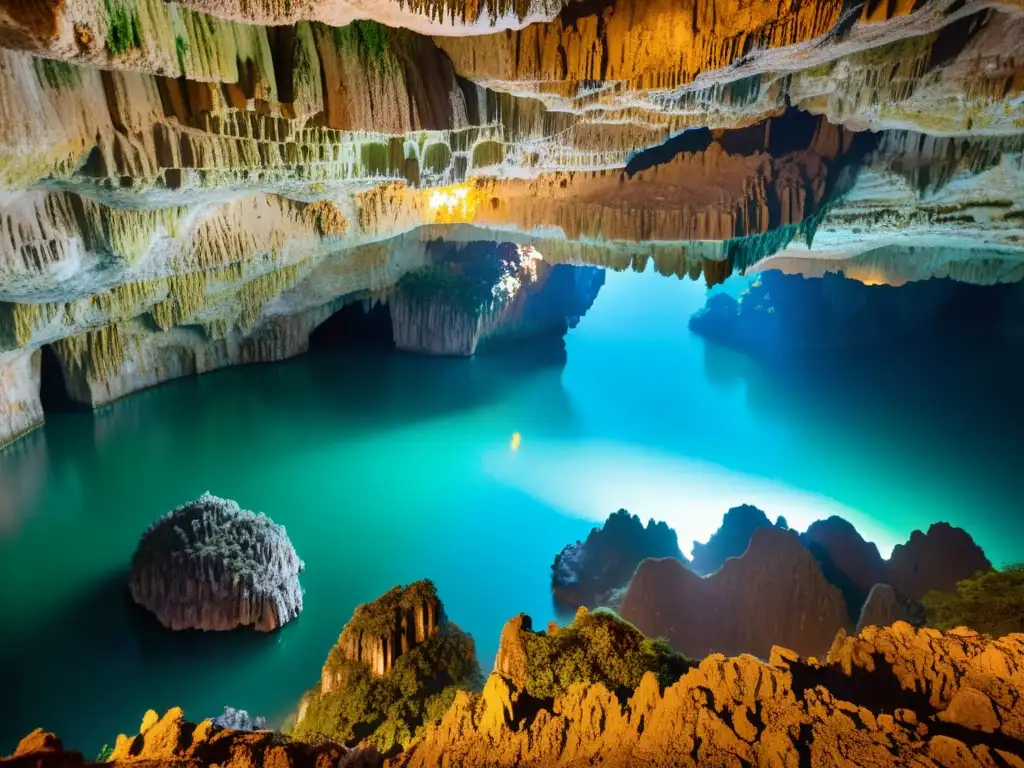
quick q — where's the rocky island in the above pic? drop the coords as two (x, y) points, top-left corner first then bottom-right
(292, 580), (480, 755)
(129, 493), (304, 632)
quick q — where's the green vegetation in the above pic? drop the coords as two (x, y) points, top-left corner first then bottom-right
(104, 0), (142, 56)
(519, 608), (692, 701)
(175, 35), (189, 73)
(95, 744), (112, 762)
(32, 58), (81, 90)
(292, 625), (480, 755)
(398, 247), (523, 315)
(337, 581), (440, 642)
(923, 564), (1024, 637)
(331, 20), (392, 71)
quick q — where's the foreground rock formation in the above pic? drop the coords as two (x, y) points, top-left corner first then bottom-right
(7, 621), (1024, 767)
(0, 0), (1021, 449)
(129, 492), (304, 631)
(293, 580), (480, 754)
(551, 508), (685, 613)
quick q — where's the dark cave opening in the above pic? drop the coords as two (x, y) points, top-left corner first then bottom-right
(38, 345), (78, 413)
(308, 299), (395, 351)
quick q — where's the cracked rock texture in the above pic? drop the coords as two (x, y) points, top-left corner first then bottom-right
(129, 492), (304, 632)
(4, 623), (1024, 767)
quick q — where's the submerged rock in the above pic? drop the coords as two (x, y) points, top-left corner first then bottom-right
(621, 525), (851, 659)
(128, 493), (304, 632)
(551, 508), (685, 613)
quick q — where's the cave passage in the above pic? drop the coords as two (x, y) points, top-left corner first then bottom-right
(38, 345), (79, 413)
(308, 300), (396, 351)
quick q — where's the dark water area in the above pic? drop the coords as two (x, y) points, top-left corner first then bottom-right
(2, 266), (1023, 755)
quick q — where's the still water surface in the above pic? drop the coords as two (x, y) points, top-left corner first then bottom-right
(2, 266), (1023, 754)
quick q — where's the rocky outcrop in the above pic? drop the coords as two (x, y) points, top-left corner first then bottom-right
(107, 708), (374, 767)
(801, 516), (887, 601)
(6, 622), (1024, 768)
(0, 349), (42, 451)
(688, 503), (782, 576)
(857, 583), (928, 633)
(129, 493), (304, 632)
(390, 245), (604, 356)
(621, 525), (851, 659)
(329, 581), (443, 681)
(394, 621), (1024, 767)
(293, 580), (480, 754)
(888, 522), (994, 600)
(551, 508), (685, 613)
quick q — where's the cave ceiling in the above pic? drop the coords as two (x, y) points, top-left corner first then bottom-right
(0, 0), (1021, 383)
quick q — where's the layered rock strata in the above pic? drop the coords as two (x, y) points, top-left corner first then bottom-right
(550, 508), (686, 613)
(129, 492), (304, 632)
(620, 525), (851, 659)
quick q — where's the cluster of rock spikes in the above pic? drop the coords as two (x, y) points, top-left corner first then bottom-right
(0, 0), (1023, 448)
(3, 618), (1024, 767)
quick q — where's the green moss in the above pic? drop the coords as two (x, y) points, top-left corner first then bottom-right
(471, 140), (504, 170)
(175, 35), (189, 73)
(923, 564), (1024, 637)
(32, 58), (81, 90)
(421, 144), (452, 177)
(330, 20), (392, 71)
(105, 0), (142, 56)
(293, 624), (480, 755)
(334, 581), (440, 650)
(397, 256), (508, 316)
(519, 608), (692, 701)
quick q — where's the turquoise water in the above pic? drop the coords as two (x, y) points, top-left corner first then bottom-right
(2, 266), (1023, 755)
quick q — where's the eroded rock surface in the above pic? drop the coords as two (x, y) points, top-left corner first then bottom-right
(6, 622), (1024, 767)
(0, 349), (42, 451)
(129, 492), (304, 632)
(0, 0), (1020, 449)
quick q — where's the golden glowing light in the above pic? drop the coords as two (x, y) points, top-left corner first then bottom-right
(510, 432), (522, 451)
(425, 183), (478, 223)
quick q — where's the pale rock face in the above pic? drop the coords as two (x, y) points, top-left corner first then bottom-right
(129, 493), (305, 632)
(0, 348), (42, 450)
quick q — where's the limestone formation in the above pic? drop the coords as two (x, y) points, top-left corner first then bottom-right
(390, 243), (604, 356)
(620, 525), (852, 659)
(0, 0), (1019, 449)
(129, 492), (304, 632)
(6, 620), (1024, 767)
(888, 522), (994, 600)
(551, 508), (685, 613)
(293, 580), (481, 754)
(0, 349), (42, 451)
(857, 583), (928, 633)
